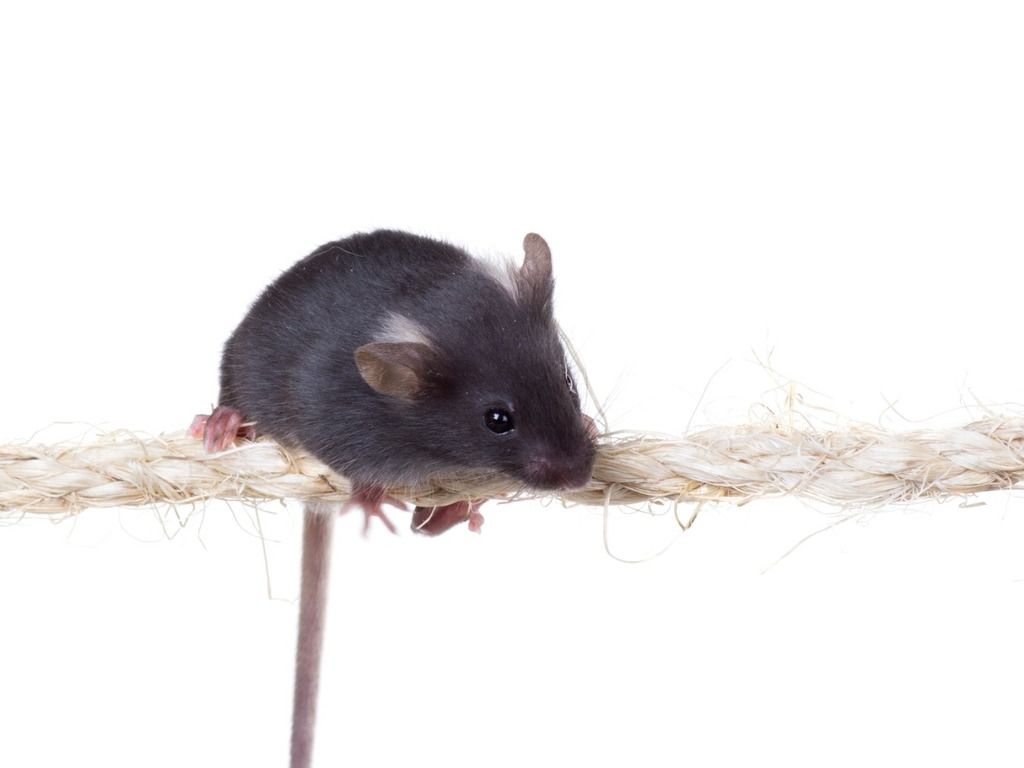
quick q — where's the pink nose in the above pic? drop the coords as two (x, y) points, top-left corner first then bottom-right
(523, 455), (593, 490)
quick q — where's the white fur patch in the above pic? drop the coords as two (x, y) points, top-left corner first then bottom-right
(473, 256), (520, 300)
(376, 312), (434, 346)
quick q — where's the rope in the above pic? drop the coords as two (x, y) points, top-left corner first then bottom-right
(2, 417), (1022, 517)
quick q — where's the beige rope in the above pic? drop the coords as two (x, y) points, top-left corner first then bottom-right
(2, 417), (1022, 517)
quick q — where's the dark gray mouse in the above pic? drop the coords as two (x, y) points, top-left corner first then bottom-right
(189, 230), (595, 768)
(193, 229), (596, 533)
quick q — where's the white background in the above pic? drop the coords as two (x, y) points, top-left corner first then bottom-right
(2, 2), (1023, 766)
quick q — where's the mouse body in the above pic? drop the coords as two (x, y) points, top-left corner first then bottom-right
(194, 229), (595, 534)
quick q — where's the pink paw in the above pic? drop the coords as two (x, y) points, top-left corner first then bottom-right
(344, 486), (408, 536)
(189, 406), (255, 453)
(411, 500), (484, 537)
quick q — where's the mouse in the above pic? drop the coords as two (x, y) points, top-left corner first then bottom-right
(191, 229), (596, 533)
(188, 229), (596, 767)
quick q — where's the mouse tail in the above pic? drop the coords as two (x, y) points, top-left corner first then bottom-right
(290, 502), (337, 768)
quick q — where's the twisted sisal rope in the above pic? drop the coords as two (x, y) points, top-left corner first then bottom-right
(2, 417), (1022, 517)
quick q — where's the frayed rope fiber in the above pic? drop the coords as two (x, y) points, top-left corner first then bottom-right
(2, 417), (1023, 516)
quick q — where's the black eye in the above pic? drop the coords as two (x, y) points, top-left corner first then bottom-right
(564, 363), (579, 400)
(484, 408), (514, 434)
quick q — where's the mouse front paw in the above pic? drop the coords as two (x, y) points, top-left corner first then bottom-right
(189, 406), (256, 453)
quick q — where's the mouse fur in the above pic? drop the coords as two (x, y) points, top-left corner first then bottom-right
(217, 229), (595, 492)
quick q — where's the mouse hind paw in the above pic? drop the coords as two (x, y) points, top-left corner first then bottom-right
(344, 486), (408, 536)
(411, 500), (484, 536)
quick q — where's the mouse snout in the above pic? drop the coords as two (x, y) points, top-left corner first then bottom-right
(522, 450), (594, 491)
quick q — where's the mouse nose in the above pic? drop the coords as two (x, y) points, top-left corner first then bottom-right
(523, 451), (594, 490)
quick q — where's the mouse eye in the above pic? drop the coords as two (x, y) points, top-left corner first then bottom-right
(484, 408), (515, 434)
(564, 361), (579, 401)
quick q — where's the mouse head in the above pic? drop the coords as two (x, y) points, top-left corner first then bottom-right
(354, 233), (596, 490)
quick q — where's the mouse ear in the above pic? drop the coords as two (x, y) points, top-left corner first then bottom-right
(354, 342), (438, 399)
(521, 233), (552, 287)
